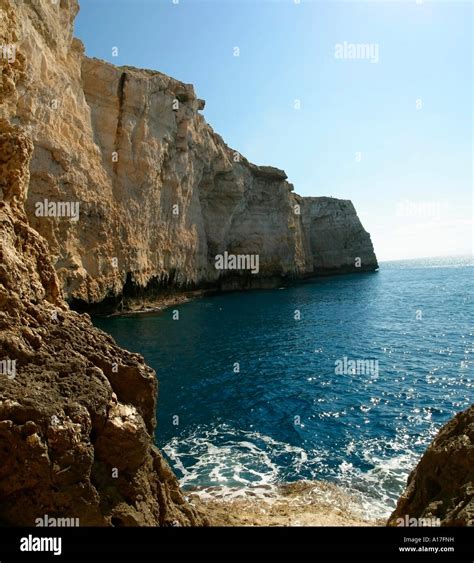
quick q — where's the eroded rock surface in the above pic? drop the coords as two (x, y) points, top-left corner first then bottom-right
(388, 406), (474, 526)
(0, 0), (205, 527)
(0, 0), (470, 530)
(1, 0), (378, 310)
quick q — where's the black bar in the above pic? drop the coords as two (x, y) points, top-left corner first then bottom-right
(0, 526), (472, 561)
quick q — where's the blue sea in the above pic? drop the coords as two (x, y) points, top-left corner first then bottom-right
(94, 256), (473, 518)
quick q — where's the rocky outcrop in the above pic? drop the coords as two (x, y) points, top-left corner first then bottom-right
(0, 0), (470, 531)
(301, 197), (377, 275)
(1, 0), (377, 312)
(388, 406), (474, 526)
(0, 0), (204, 527)
(0, 0), (376, 528)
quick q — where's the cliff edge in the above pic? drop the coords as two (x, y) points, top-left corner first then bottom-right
(0, 0), (471, 530)
(0, 0), (204, 527)
(2, 0), (377, 311)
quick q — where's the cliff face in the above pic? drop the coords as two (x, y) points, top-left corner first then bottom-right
(0, 0), (471, 531)
(2, 0), (377, 310)
(0, 0), (204, 527)
(388, 406), (474, 527)
(301, 197), (377, 275)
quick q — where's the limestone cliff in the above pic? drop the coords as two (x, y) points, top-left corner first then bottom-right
(0, 0), (471, 531)
(1, 0), (377, 311)
(388, 406), (474, 527)
(300, 197), (377, 275)
(0, 0), (204, 527)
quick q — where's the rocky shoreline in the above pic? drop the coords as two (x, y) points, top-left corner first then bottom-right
(0, 0), (205, 527)
(388, 406), (474, 527)
(190, 481), (381, 527)
(95, 290), (211, 317)
(9, 0), (378, 310)
(0, 0), (472, 529)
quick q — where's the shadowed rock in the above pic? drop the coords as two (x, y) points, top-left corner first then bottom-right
(388, 406), (474, 527)
(0, 0), (205, 527)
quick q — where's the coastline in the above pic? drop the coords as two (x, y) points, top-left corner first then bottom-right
(91, 259), (473, 529)
(0, 0), (471, 541)
(103, 289), (213, 317)
(88, 270), (379, 318)
(187, 481), (383, 527)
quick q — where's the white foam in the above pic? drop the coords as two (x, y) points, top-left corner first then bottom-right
(162, 423), (427, 519)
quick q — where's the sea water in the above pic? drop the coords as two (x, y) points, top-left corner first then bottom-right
(94, 256), (473, 518)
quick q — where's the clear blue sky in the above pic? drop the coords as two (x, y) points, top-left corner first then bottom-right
(75, 0), (472, 261)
